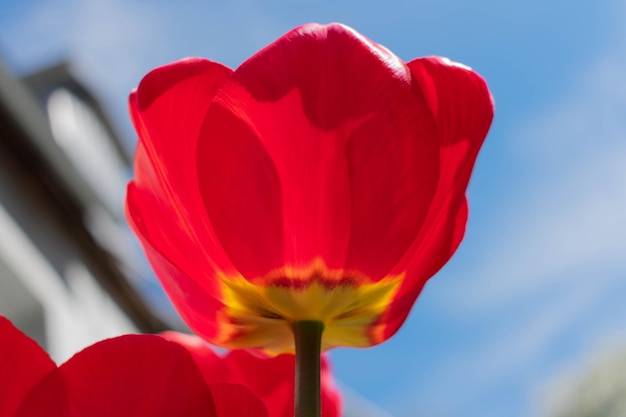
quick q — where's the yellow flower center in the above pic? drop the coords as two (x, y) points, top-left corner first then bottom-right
(215, 259), (403, 355)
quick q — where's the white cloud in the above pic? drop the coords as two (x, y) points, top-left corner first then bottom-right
(393, 2), (626, 415)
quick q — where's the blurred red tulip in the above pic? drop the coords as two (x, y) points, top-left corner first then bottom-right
(126, 22), (494, 354)
(161, 331), (342, 417)
(0, 317), (55, 417)
(0, 316), (268, 417)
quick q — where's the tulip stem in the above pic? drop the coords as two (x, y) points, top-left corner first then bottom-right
(292, 320), (324, 417)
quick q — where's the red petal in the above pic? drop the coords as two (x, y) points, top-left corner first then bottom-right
(128, 58), (236, 282)
(380, 198), (468, 340)
(163, 332), (342, 417)
(408, 57), (493, 196)
(197, 23), (440, 278)
(221, 351), (342, 417)
(126, 194), (227, 342)
(232, 23), (411, 130)
(195, 103), (285, 278)
(209, 383), (269, 417)
(341, 106), (439, 278)
(397, 57), (493, 279)
(0, 316), (55, 417)
(159, 331), (228, 379)
(380, 58), (493, 339)
(16, 335), (217, 417)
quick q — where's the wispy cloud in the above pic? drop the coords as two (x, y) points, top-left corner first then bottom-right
(439, 14), (626, 316)
(393, 2), (626, 416)
(0, 0), (284, 145)
(2, 2), (626, 416)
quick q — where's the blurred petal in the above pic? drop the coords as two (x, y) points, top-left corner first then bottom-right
(16, 335), (217, 417)
(163, 332), (342, 417)
(0, 316), (55, 417)
(209, 383), (269, 417)
(159, 331), (228, 379)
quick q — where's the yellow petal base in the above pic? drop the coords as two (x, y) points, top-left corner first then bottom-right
(214, 258), (403, 355)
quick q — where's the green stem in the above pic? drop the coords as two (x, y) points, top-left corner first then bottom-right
(292, 320), (324, 417)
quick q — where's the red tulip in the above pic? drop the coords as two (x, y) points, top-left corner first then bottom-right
(161, 331), (342, 417)
(0, 316), (268, 417)
(126, 22), (493, 355)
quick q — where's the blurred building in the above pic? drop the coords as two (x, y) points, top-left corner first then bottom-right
(0, 60), (167, 363)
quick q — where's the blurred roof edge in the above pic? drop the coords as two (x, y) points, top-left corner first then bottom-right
(21, 60), (132, 165)
(0, 59), (168, 333)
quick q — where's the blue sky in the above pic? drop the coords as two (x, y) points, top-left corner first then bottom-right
(1, 1), (626, 416)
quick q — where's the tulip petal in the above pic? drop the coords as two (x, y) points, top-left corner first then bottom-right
(16, 335), (217, 417)
(197, 23), (440, 279)
(408, 56), (493, 196)
(342, 112), (439, 278)
(380, 198), (468, 341)
(231, 23), (411, 130)
(126, 189), (227, 342)
(128, 58), (236, 284)
(0, 316), (55, 417)
(195, 103), (285, 278)
(378, 58), (493, 339)
(398, 57), (493, 279)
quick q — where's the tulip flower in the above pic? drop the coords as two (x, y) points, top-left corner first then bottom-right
(126, 21), (493, 417)
(0, 315), (268, 417)
(161, 331), (342, 417)
(126, 21), (493, 354)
